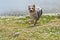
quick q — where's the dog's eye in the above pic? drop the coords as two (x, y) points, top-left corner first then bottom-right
(32, 8), (33, 9)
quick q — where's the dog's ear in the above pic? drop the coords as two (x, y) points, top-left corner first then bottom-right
(33, 4), (35, 8)
(28, 5), (30, 10)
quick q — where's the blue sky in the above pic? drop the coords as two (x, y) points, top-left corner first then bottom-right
(0, 0), (60, 13)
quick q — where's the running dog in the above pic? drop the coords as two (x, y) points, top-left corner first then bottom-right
(28, 4), (42, 26)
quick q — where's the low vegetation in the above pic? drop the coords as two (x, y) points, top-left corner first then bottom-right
(0, 15), (60, 40)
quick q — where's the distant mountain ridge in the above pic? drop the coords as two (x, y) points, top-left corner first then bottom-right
(0, 10), (27, 16)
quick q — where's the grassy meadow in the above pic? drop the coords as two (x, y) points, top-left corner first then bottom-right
(0, 15), (60, 40)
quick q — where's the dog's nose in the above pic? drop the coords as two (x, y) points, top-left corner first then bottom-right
(30, 10), (32, 11)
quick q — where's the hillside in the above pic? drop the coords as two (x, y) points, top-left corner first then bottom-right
(0, 15), (60, 40)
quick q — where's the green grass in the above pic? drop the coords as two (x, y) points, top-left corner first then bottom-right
(0, 15), (60, 40)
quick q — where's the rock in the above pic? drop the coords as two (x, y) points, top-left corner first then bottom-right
(13, 32), (20, 37)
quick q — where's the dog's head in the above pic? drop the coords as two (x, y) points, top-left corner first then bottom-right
(28, 4), (35, 13)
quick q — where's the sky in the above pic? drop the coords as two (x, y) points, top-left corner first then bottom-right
(0, 0), (60, 13)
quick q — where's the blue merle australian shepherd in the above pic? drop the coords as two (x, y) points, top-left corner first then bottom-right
(28, 4), (42, 26)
